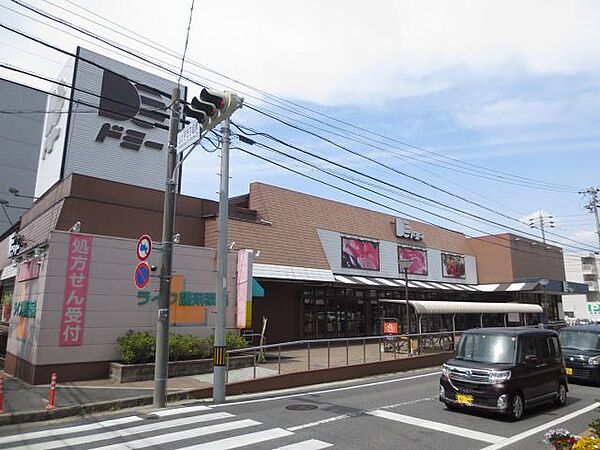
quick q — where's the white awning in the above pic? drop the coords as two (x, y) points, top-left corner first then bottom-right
(379, 299), (543, 315)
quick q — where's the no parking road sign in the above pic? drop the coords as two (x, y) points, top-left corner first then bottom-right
(136, 234), (152, 261)
(134, 262), (151, 289)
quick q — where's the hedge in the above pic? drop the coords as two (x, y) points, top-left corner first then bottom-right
(116, 330), (248, 364)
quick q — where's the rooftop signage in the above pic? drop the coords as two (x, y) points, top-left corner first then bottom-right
(395, 218), (423, 241)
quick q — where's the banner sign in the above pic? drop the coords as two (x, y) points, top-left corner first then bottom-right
(236, 249), (254, 328)
(17, 259), (40, 282)
(587, 303), (600, 315)
(59, 234), (93, 346)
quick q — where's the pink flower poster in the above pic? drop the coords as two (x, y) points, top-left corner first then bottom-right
(341, 237), (380, 270)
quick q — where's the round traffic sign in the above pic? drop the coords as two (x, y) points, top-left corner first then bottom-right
(136, 235), (152, 261)
(134, 262), (151, 289)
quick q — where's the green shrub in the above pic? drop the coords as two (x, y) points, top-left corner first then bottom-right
(117, 331), (247, 364)
(117, 330), (156, 364)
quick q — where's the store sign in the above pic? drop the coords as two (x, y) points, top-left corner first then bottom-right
(8, 233), (22, 257)
(13, 300), (36, 318)
(59, 234), (93, 346)
(17, 260), (40, 282)
(587, 303), (600, 315)
(395, 219), (423, 241)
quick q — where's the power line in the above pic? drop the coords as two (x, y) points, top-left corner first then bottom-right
(177, 0), (195, 88)
(7, 0), (580, 194)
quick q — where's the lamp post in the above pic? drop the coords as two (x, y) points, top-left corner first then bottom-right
(539, 278), (550, 327)
(399, 259), (412, 355)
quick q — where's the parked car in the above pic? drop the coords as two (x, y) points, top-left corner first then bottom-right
(439, 327), (568, 420)
(559, 325), (600, 385)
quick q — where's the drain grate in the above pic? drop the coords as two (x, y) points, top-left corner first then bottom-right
(286, 404), (318, 411)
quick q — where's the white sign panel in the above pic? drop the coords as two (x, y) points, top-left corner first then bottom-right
(177, 120), (200, 151)
(35, 47), (186, 197)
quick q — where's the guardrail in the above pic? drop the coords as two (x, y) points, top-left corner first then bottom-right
(226, 331), (460, 380)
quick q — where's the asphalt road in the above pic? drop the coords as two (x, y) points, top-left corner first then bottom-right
(1, 367), (599, 449)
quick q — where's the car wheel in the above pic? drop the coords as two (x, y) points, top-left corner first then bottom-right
(508, 393), (524, 421)
(554, 383), (567, 406)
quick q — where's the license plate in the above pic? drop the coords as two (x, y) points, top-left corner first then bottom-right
(566, 367), (573, 375)
(455, 394), (474, 406)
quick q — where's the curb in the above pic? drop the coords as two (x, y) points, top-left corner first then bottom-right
(0, 390), (193, 426)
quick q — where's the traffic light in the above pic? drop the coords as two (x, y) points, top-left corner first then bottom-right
(184, 88), (242, 132)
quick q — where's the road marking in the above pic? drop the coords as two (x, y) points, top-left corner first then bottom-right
(287, 414), (352, 431)
(367, 409), (504, 444)
(212, 370), (441, 407)
(286, 396), (437, 431)
(7, 412), (233, 450)
(0, 416), (143, 445)
(273, 439), (333, 449)
(178, 428), (294, 449)
(91, 419), (260, 450)
(480, 401), (600, 450)
(150, 404), (212, 417)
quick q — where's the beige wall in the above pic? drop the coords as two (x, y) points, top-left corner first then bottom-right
(6, 231), (238, 367)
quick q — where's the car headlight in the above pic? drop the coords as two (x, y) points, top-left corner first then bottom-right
(588, 356), (600, 366)
(489, 370), (511, 384)
(442, 364), (450, 376)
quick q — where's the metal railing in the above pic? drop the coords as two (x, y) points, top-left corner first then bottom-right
(226, 331), (459, 381)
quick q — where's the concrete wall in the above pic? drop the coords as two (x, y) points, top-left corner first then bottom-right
(5, 230), (238, 383)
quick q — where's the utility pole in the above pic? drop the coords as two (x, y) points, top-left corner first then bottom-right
(213, 117), (231, 403)
(580, 187), (600, 251)
(528, 211), (554, 244)
(154, 86), (180, 408)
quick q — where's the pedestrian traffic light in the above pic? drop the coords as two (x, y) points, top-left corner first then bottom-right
(184, 88), (243, 132)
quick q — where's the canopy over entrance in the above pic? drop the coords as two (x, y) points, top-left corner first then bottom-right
(379, 299), (543, 315)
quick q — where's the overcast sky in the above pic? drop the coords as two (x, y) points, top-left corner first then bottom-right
(1, 0), (599, 254)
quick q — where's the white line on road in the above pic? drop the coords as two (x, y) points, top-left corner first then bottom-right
(367, 409), (504, 444)
(177, 428), (294, 449)
(91, 419), (260, 450)
(0, 416), (143, 445)
(212, 370), (441, 407)
(287, 414), (352, 431)
(273, 439), (333, 449)
(480, 401), (600, 450)
(150, 404), (212, 417)
(7, 412), (233, 450)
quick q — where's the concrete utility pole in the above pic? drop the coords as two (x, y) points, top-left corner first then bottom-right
(213, 117), (231, 403)
(528, 211), (554, 244)
(580, 187), (600, 251)
(154, 87), (180, 408)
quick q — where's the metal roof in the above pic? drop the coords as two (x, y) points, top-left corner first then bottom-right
(379, 299), (543, 315)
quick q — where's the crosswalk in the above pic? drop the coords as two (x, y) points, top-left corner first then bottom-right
(0, 404), (334, 449)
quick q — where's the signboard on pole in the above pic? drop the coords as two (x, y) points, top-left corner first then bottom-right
(177, 120), (201, 151)
(136, 234), (152, 261)
(134, 262), (151, 289)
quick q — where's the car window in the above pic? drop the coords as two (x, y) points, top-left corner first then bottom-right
(549, 336), (560, 360)
(519, 336), (537, 362)
(535, 336), (551, 360)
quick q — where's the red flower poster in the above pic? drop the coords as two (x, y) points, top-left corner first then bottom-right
(441, 253), (466, 279)
(398, 247), (428, 275)
(341, 237), (380, 270)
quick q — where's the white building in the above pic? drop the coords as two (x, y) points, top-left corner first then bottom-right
(562, 253), (600, 319)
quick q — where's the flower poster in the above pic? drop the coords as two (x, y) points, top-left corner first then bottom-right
(441, 253), (466, 279)
(398, 247), (428, 275)
(341, 237), (380, 270)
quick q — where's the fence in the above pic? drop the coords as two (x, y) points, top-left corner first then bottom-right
(226, 331), (459, 381)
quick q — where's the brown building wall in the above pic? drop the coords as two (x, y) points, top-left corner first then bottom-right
(206, 183), (475, 270)
(469, 233), (565, 283)
(251, 281), (303, 343)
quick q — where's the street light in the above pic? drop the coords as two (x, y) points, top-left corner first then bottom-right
(0, 198), (13, 226)
(8, 187), (37, 200)
(399, 259), (412, 354)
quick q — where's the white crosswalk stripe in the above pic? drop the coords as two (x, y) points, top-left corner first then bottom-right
(1, 405), (335, 450)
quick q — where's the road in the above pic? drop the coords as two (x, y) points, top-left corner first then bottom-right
(1, 367), (598, 449)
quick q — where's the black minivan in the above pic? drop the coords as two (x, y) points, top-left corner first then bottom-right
(439, 328), (568, 420)
(560, 325), (600, 384)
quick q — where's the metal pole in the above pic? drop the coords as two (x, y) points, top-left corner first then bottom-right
(346, 339), (349, 365)
(153, 87), (180, 408)
(327, 340), (331, 368)
(307, 341), (311, 370)
(213, 118), (231, 403)
(363, 338), (366, 363)
(278, 345), (281, 374)
(404, 268), (412, 355)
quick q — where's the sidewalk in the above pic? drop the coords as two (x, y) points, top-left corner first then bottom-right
(0, 340), (435, 425)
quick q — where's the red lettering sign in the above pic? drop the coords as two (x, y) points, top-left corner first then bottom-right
(59, 234), (93, 346)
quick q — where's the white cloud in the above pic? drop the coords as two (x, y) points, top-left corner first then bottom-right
(457, 98), (564, 129)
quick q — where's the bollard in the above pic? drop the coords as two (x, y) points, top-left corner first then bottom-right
(0, 376), (4, 414)
(46, 373), (58, 410)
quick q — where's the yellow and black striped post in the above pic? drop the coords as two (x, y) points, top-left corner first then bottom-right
(213, 346), (227, 366)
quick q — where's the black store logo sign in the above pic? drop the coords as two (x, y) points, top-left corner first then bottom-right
(94, 71), (169, 151)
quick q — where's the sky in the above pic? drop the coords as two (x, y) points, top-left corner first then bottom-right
(1, 0), (599, 255)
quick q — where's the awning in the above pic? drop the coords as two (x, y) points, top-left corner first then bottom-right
(379, 299), (543, 315)
(254, 263), (335, 282)
(334, 275), (539, 292)
(0, 264), (17, 281)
